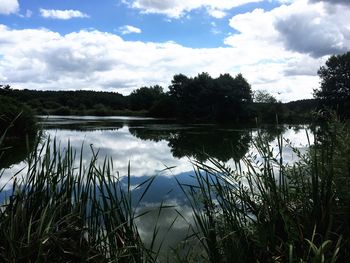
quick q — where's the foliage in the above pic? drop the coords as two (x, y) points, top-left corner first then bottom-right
(0, 72), (320, 123)
(167, 72), (252, 120)
(0, 95), (36, 137)
(129, 85), (165, 111)
(0, 88), (127, 116)
(282, 99), (319, 123)
(254, 90), (278, 103)
(314, 52), (350, 118)
(314, 52), (350, 101)
(149, 96), (179, 118)
(251, 91), (283, 123)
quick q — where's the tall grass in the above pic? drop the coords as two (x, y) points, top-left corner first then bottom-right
(177, 115), (349, 262)
(0, 137), (157, 262)
(1, 115), (350, 262)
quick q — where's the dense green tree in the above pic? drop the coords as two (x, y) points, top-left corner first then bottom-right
(128, 85), (165, 111)
(250, 90), (283, 122)
(215, 73), (252, 120)
(167, 72), (252, 120)
(254, 90), (277, 103)
(231, 73), (253, 103)
(314, 52), (350, 101)
(168, 74), (190, 99)
(149, 96), (179, 118)
(314, 52), (350, 118)
(0, 89), (127, 115)
(0, 72), (320, 122)
(0, 95), (37, 136)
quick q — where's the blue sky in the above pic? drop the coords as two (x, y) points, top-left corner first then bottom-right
(0, 0), (349, 101)
(1, 0), (280, 47)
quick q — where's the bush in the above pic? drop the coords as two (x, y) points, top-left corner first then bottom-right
(0, 95), (36, 137)
(149, 97), (179, 118)
(51, 106), (71, 115)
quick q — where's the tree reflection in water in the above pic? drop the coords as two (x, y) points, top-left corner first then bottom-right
(129, 124), (252, 162)
(0, 133), (37, 169)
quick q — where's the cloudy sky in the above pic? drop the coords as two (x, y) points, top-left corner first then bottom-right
(0, 0), (349, 101)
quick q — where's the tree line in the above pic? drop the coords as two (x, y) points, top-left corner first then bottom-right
(1, 51), (350, 128)
(0, 74), (316, 123)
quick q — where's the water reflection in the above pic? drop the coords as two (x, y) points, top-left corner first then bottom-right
(1, 116), (312, 191)
(1, 116), (313, 257)
(129, 125), (252, 162)
(39, 115), (125, 131)
(0, 134), (37, 169)
(170, 129), (252, 162)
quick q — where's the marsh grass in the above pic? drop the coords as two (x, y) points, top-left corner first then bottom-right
(1, 114), (350, 262)
(177, 116), (349, 262)
(0, 136), (162, 262)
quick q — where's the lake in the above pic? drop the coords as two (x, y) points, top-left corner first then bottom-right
(1, 115), (313, 254)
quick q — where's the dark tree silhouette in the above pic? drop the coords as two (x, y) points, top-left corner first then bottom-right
(0, 95), (37, 136)
(129, 124), (251, 162)
(0, 84), (11, 90)
(254, 90), (277, 103)
(314, 52), (350, 101)
(0, 72), (319, 122)
(314, 52), (350, 118)
(129, 85), (165, 111)
(168, 74), (190, 99)
(167, 72), (252, 120)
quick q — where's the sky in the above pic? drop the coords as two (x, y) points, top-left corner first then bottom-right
(0, 0), (349, 101)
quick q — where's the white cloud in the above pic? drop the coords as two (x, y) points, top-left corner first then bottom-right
(0, 24), (321, 102)
(125, 0), (263, 18)
(225, 0), (350, 57)
(207, 9), (227, 19)
(0, 0), (349, 102)
(119, 25), (142, 35)
(0, 0), (19, 15)
(274, 1), (350, 57)
(40, 9), (89, 20)
(284, 56), (326, 76)
(223, 0), (350, 98)
(309, 0), (350, 6)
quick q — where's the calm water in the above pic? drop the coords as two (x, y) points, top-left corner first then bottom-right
(1, 116), (313, 252)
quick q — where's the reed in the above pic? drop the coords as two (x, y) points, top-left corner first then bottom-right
(177, 115), (349, 262)
(1, 114), (349, 262)
(0, 137), (156, 262)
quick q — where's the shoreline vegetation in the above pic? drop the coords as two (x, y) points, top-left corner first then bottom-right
(0, 95), (37, 137)
(0, 76), (317, 125)
(0, 85), (318, 122)
(1, 51), (349, 133)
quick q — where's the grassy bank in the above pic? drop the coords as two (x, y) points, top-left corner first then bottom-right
(0, 87), (319, 123)
(1, 116), (349, 262)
